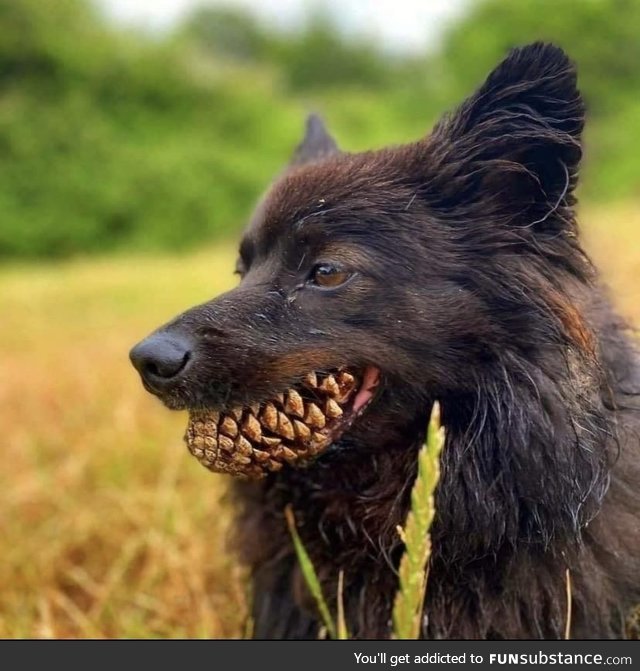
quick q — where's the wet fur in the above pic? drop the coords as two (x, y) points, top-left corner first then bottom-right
(139, 43), (640, 638)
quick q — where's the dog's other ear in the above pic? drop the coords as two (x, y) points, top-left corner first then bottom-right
(421, 42), (584, 229)
(290, 113), (339, 166)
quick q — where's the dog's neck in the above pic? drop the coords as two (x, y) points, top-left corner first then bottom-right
(435, 345), (610, 555)
(325, 347), (609, 556)
(250, 332), (612, 575)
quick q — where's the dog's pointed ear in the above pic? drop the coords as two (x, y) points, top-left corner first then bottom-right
(421, 43), (584, 228)
(290, 113), (339, 166)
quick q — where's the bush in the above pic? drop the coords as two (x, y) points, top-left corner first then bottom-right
(1, 0), (639, 259)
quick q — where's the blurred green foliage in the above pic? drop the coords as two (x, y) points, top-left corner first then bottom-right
(1, 0), (639, 259)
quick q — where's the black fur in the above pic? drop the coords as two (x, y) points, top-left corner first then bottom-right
(131, 43), (640, 638)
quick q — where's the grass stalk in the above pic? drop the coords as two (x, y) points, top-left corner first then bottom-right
(564, 568), (572, 640)
(392, 401), (445, 639)
(285, 505), (337, 639)
(336, 569), (349, 640)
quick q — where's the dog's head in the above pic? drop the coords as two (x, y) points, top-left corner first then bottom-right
(130, 43), (587, 478)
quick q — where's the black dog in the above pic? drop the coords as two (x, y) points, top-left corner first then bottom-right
(130, 43), (640, 638)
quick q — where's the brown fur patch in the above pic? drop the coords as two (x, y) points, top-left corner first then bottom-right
(545, 287), (596, 356)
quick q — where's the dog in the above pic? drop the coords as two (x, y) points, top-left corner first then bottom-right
(130, 42), (640, 639)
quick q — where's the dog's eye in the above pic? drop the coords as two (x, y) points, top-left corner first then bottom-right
(309, 263), (351, 288)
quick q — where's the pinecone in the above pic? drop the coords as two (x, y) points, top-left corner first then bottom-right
(184, 370), (359, 479)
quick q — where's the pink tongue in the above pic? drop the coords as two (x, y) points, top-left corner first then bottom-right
(353, 366), (380, 412)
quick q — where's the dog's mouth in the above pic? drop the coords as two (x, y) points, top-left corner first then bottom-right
(184, 365), (380, 479)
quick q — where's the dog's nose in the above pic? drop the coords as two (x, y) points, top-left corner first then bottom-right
(129, 332), (192, 391)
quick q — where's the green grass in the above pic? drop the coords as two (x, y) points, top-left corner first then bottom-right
(286, 403), (445, 640)
(285, 505), (339, 639)
(0, 203), (638, 637)
(392, 402), (445, 639)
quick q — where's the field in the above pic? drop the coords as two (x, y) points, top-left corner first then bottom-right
(1, 204), (639, 638)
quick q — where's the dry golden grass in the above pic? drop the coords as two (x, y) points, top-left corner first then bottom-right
(0, 243), (246, 638)
(1, 204), (638, 639)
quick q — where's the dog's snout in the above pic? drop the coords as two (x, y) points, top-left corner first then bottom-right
(129, 332), (192, 391)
